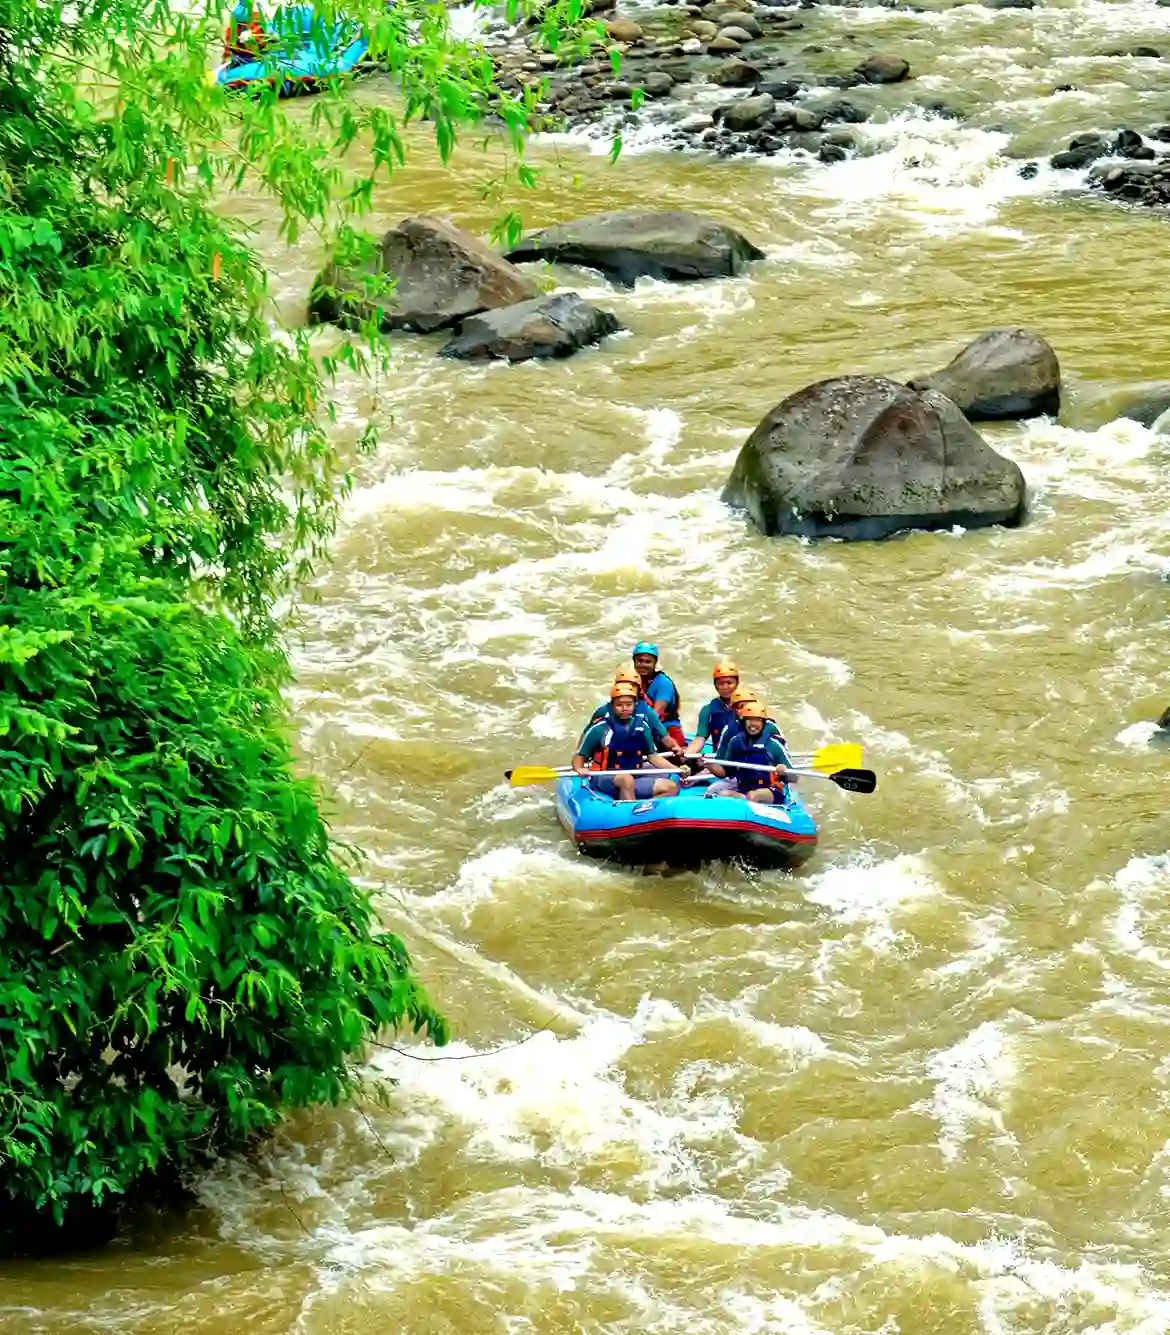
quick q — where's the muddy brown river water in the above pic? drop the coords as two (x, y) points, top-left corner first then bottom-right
(8, 1), (1170, 1329)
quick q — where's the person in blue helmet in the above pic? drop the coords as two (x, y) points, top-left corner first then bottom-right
(581, 665), (682, 759)
(703, 700), (795, 804)
(631, 640), (685, 749)
(573, 683), (681, 802)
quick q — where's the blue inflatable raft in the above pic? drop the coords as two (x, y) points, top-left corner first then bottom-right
(555, 772), (818, 869)
(213, 5), (369, 95)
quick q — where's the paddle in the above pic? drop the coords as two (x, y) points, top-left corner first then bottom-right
(505, 742), (860, 785)
(714, 760), (877, 795)
(507, 763), (876, 794)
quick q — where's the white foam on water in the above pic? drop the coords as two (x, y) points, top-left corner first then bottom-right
(804, 852), (940, 924)
(1116, 720), (1163, 751)
(1104, 853), (1170, 972)
(925, 1021), (1019, 1162)
(368, 999), (757, 1189)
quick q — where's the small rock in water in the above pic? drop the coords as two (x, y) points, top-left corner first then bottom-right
(604, 15), (644, 39)
(791, 107), (823, 131)
(718, 24), (757, 40)
(723, 92), (775, 129)
(710, 56), (762, 84)
(820, 98), (869, 124)
(687, 19), (719, 36)
(708, 35), (743, 50)
(640, 70), (676, 96)
(818, 141), (848, 162)
(680, 36), (704, 52)
(1049, 133), (1108, 170)
(855, 53), (910, 83)
(675, 112), (715, 131)
(440, 292), (623, 363)
(1018, 161), (1039, 179)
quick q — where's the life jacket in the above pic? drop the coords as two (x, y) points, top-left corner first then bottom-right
(726, 733), (786, 795)
(644, 670), (681, 725)
(589, 697), (655, 729)
(703, 695), (736, 748)
(719, 716), (785, 754)
(589, 718), (653, 771)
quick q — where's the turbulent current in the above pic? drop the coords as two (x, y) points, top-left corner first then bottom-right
(10, 0), (1170, 1330)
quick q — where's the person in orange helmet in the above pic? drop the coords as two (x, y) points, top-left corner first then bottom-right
(573, 683), (681, 802)
(684, 659), (740, 757)
(582, 667), (680, 758)
(703, 701), (794, 804)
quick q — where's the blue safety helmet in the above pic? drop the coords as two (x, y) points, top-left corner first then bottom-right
(631, 641), (659, 658)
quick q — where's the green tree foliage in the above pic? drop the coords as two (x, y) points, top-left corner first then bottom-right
(0, 0), (579, 1239)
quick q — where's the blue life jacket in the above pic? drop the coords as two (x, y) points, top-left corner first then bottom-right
(644, 670), (681, 725)
(592, 718), (653, 771)
(724, 732), (786, 794)
(703, 696), (736, 748)
(719, 717), (785, 754)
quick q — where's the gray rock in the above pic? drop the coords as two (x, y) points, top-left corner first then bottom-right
(791, 108), (823, 131)
(640, 69), (676, 96)
(1050, 134), (1108, 169)
(710, 57), (762, 85)
(718, 24), (757, 40)
(1117, 387), (1170, 429)
(909, 327), (1060, 421)
(680, 36), (704, 52)
(723, 92), (775, 129)
(687, 19), (719, 36)
(440, 292), (623, 362)
(722, 375), (1027, 541)
(856, 53), (910, 83)
(504, 210), (765, 285)
(708, 35), (743, 49)
(309, 215), (537, 333)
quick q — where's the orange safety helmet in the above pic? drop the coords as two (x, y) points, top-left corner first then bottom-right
(712, 660), (740, 681)
(738, 700), (767, 720)
(613, 665), (641, 685)
(730, 684), (758, 707)
(610, 681), (638, 700)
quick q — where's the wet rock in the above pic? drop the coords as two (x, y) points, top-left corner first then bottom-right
(604, 15), (644, 39)
(680, 36), (704, 52)
(723, 92), (775, 129)
(503, 210), (765, 285)
(1115, 128), (1155, 159)
(821, 98), (869, 124)
(1049, 133), (1108, 170)
(823, 128), (856, 147)
(309, 215), (536, 333)
(823, 71), (864, 88)
(686, 19), (719, 36)
(856, 53), (910, 83)
(718, 24), (757, 40)
(639, 69), (676, 96)
(986, 0), (1035, 8)
(730, 12), (764, 33)
(440, 292), (623, 362)
(710, 56), (763, 84)
(1152, 125), (1170, 142)
(1018, 161), (1039, 179)
(722, 376), (1027, 541)
(758, 78), (803, 99)
(709, 34), (744, 49)
(791, 107), (824, 131)
(1117, 387), (1170, 429)
(676, 112), (715, 131)
(818, 142), (848, 162)
(909, 328), (1061, 422)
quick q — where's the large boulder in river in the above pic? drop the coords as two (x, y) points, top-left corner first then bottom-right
(309, 215), (537, 333)
(439, 292), (623, 362)
(503, 210), (764, 286)
(722, 376), (1027, 541)
(908, 328), (1060, 421)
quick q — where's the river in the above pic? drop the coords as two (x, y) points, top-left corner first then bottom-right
(7, 0), (1170, 1329)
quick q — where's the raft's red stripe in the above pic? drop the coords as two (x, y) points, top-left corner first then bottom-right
(573, 818), (816, 845)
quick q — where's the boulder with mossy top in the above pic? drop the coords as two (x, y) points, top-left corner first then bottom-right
(308, 215), (537, 333)
(723, 375), (1027, 541)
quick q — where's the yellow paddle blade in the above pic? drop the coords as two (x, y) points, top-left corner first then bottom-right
(808, 743), (862, 774)
(508, 766), (564, 787)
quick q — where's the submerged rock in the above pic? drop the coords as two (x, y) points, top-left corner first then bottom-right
(909, 328), (1061, 421)
(309, 215), (536, 333)
(722, 375), (1027, 541)
(440, 292), (623, 362)
(503, 210), (765, 285)
(855, 53), (910, 83)
(1117, 387), (1170, 429)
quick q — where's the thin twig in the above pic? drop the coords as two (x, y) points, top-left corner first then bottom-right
(367, 1029), (550, 1061)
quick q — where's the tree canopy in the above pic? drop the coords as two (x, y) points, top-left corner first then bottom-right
(0, 0), (581, 1242)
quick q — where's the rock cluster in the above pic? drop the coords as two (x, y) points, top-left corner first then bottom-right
(309, 211), (763, 361)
